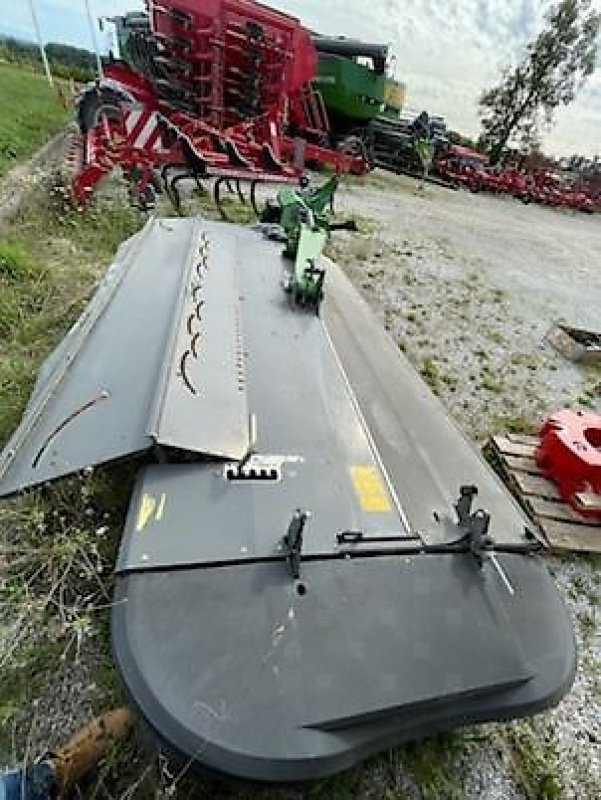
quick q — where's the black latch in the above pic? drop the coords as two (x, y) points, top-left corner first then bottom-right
(282, 509), (308, 579)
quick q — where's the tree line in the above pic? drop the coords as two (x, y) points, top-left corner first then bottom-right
(0, 35), (95, 82)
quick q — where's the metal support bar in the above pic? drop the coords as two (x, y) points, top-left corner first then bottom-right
(282, 509), (308, 579)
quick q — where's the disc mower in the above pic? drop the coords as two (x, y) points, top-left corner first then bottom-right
(0, 216), (576, 785)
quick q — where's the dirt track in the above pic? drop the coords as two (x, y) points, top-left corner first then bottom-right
(339, 172), (601, 326)
(0, 130), (68, 232)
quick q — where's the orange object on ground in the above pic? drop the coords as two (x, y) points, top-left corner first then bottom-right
(52, 707), (134, 793)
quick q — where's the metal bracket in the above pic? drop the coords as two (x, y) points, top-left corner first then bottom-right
(454, 485), (491, 565)
(282, 509), (308, 579)
(336, 530), (421, 545)
(224, 457), (280, 482)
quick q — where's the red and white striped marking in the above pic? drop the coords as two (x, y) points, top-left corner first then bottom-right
(124, 105), (167, 153)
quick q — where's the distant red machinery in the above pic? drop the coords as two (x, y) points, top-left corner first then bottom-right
(434, 147), (598, 212)
(536, 410), (601, 520)
(69, 0), (368, 211)
(434, 146), (489, 192)
(528, 171), (596, 213)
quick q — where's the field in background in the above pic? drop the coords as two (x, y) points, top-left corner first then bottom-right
(0, 63), (68, 176)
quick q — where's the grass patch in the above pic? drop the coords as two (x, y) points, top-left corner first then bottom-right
(0, 193), (141, 447)
(342, 170), (415, 195)
(0, 240), (36, 280)
(0, 469), (134, 759)
(350, 212), (379, 237)
(184, 185), (256, 223)
(491, 414), (539, 436)
(0, 63), (68, 176)
(505, 721), (563, 800)
(401, 733), (465, 799)
(485, 328), (506, 346)
(480, 375), (504, 393)
(0, 181), (143, 761)
(577, 609), (597, 643)
(420, 357), (441, 394)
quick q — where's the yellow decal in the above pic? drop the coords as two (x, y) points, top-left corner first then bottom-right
(350, 466), (391, 512)
(136, 492), (166, 532)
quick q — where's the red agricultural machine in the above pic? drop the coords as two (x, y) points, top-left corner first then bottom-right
(435, 146), (598, 212)
(527, 170), (596, 212)
(67, 0), (368, 213)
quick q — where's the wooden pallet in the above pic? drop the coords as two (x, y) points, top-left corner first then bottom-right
(485, 433), (601, 554)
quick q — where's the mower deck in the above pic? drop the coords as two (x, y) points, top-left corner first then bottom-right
(0, 220), (575, 784)
(113, 224), (573, 783)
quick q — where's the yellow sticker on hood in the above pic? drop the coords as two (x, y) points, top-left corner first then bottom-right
(136, 491), (166, 532)
(349, 466), (391, 512)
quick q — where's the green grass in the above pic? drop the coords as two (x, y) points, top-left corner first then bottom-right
(0, 240), (36, 280)
(490, 413), (539, 436)
(420, 356), (441, 394)
(505, 721), (563, 800)
(0, 470), (134, 759)
(0, 195), (141, 446)
(0, 179), (144, 764)
(401, 733), (465, 799)
(0, 63), (69, 176)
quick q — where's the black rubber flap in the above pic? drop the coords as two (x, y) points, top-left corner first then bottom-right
(113, 552), (575, 782)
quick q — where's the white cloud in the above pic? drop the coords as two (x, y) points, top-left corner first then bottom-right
(274, 0), (601, 156)
(3, 0), (600, 156)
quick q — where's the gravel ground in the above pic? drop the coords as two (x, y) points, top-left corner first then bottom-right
(328, 171), (601, 798)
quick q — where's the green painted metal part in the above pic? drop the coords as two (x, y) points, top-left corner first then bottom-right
(314, 54), (405, 130)
(380, 76), (406, 121)
(314, 57), (386, 122)
(276, 176), (339, 311)
(415, 137), (435, 178)
(292, 224), (328, 307)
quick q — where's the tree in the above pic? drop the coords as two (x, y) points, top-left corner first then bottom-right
(478, 0), (600, 164)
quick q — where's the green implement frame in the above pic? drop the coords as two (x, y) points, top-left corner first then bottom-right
(274, 175), (354, 313)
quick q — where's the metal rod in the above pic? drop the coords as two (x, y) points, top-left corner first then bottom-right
(490, 553), (515, 596)
(27, 0), (53, 87)
(83, 0), (104, 79)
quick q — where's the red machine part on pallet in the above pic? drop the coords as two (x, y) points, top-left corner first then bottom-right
(536, 409), (601, 519)
(70, 0), (367, 208)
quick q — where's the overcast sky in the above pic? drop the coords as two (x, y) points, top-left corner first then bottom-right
(2, 0), (600, 156)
